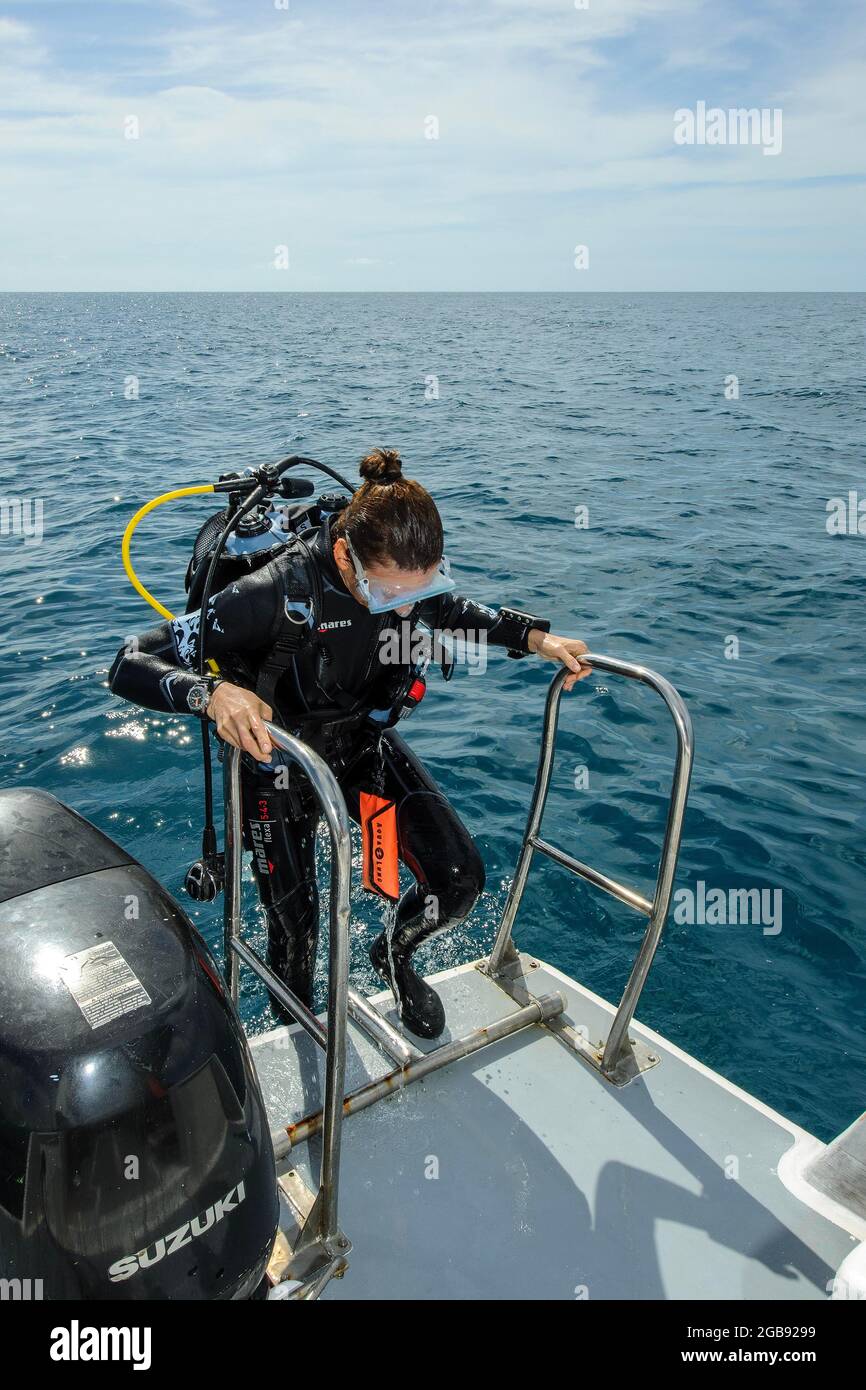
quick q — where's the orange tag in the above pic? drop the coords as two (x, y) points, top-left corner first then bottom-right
(360, 792), (400, 901)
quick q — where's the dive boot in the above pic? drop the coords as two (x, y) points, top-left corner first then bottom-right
(370, 926), (446, 1040)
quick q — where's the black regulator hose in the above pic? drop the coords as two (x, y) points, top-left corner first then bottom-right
(193, 482), (268, 894)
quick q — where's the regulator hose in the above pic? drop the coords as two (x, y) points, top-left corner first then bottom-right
(121, 485), (215, 622)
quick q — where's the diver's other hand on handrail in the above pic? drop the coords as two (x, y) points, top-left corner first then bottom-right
(207, 682), (274, 761)
(527, 630), (592, 692)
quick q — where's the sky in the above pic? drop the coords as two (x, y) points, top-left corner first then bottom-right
(0, 0), (864, 290)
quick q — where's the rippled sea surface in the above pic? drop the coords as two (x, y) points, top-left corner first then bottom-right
(1, 292), (864, 1141)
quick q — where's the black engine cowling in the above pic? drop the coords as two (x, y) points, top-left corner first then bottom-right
(0, 788), (278, 1300)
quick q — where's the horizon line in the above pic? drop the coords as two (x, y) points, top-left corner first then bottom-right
(2, 288), (863, 296)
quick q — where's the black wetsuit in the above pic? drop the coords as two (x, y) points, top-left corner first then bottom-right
(109, 518), (547, 1033)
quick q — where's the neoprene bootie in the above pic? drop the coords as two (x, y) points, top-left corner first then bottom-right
(370, 903), (446, 1040)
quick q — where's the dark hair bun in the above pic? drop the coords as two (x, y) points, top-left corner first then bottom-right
(359, 447), (403, 485)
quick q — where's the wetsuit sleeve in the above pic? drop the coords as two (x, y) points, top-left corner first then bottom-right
(418, 593), (550, 655)
(108, 567), (284, 715)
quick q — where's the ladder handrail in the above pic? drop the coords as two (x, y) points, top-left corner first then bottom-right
(487, 654), (694, 1079)
(223, 722), (352, 1247)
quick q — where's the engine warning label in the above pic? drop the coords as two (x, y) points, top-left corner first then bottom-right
(60, 941), (152, 1029)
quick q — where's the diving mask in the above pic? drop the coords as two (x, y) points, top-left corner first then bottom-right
(346, 538), (456, 614)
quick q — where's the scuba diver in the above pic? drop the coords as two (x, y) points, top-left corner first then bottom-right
(109, 448), (591, 1039)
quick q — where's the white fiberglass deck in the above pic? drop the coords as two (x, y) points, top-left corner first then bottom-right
(249, 957), (862, 1301)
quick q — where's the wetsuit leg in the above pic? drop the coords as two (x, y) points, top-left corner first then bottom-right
(340, 731), (485, 1039)
(238, 758), (321, 1015)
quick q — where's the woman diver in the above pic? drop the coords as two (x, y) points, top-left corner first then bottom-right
(109, 448), (591, 1039)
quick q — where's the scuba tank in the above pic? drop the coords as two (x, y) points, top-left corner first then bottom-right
(185, 483), (351, 613)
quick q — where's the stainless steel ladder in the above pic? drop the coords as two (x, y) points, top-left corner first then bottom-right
(223, 652), (692, 1293)
(482, 654), (694, 1086)
(222, 723), (360, 1299)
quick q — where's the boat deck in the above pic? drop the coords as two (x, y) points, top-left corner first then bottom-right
(249, 957), (862, 1301)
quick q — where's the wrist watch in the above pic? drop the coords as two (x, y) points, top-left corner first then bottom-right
(498, 607), (551, 659)
(186, 676), (223, 715)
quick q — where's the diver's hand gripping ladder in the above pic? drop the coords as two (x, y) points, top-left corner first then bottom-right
(222, 724), (354, 1300)
(484, 655), (694, 1087)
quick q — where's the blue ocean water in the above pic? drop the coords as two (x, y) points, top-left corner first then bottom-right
(1, 292), (864, 1143)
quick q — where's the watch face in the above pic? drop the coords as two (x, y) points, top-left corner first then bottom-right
(187, 683), (208, 713)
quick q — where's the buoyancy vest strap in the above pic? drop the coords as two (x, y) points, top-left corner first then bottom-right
(254, 536), (324, 710)
(255, 633), (305, 711)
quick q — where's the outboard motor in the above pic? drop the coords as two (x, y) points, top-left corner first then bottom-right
(0, 788), (278, 1300)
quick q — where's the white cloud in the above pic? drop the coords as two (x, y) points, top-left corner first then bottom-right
(0, 18), (35, 43)
(0, 0), (863, 288)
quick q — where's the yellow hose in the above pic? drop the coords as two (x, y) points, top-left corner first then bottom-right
(122, 485), (214, 619)
(121, 484), (220, 672)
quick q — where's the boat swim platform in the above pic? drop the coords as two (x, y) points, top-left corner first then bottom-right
(249, 955), (863, 1301)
